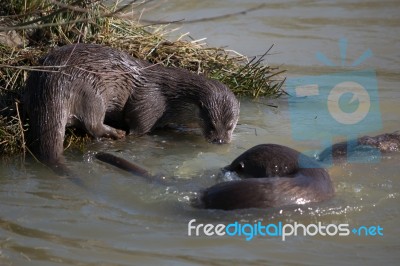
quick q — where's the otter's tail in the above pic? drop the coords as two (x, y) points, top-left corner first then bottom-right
(96, 152), (153, 178)
(95, 152), (172, 186)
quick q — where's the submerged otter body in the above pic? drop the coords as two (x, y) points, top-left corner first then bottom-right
(24, 43), (239, 165)
(318, 132), (400, 162)
(200, 133), (400, 210)
(200, 144), (333, 210)
(95, 132), (400, 210)
(96, 144), (334, 210)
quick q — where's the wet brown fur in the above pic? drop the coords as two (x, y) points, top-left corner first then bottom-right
(95, 132), (400, 210)
(200, 144), (334, 210)
(24, 43), (239, 166)
(202, 133), (400, 210)
(96, 144), (334, 210)
(318, 132), (400, 162)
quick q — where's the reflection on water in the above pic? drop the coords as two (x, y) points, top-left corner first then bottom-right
(1, 0), (400, 265)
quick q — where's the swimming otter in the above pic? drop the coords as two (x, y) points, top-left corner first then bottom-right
(200, 144), (334, 210)
(96, 144), (334, 210)
(318, 132), (400, 162)
(95, 132), (400, 210)
(204, 133), (400, 209)
(24, 43), (239, 166)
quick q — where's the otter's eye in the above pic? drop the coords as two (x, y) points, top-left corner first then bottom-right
(231, 161), (245, 173)
(226, 123), (234, 131)
(209, 121), (217, 130)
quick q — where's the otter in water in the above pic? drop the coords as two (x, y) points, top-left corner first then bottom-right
(96, 144), (334, 210)
(318, 132), (400, 162)
(95, 132), (399, 210)
(199, 144), (334, 210)
(203, 132), (400, 210)
(24, 43), (239, 167)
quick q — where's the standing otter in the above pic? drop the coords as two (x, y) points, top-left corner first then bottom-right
(24, 43), (240, 167)
(96, 144), (334, 210)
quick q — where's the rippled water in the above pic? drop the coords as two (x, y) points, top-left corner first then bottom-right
(1, 0), (399, 265)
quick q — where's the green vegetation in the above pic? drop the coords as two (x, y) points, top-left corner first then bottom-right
(0, 0), (285, 156)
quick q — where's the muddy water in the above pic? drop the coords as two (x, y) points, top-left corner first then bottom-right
(1, 0), (399, 265)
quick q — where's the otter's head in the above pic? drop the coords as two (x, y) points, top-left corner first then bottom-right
(197, 82), (240, 144)
(224, 144), (311, 178)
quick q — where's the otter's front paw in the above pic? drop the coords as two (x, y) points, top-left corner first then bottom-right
(111, 129), (126, 139)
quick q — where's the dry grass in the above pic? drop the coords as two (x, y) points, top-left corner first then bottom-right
(0, 0), (285, 156)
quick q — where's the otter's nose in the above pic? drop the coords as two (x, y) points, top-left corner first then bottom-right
(212, 139), (225, 144)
